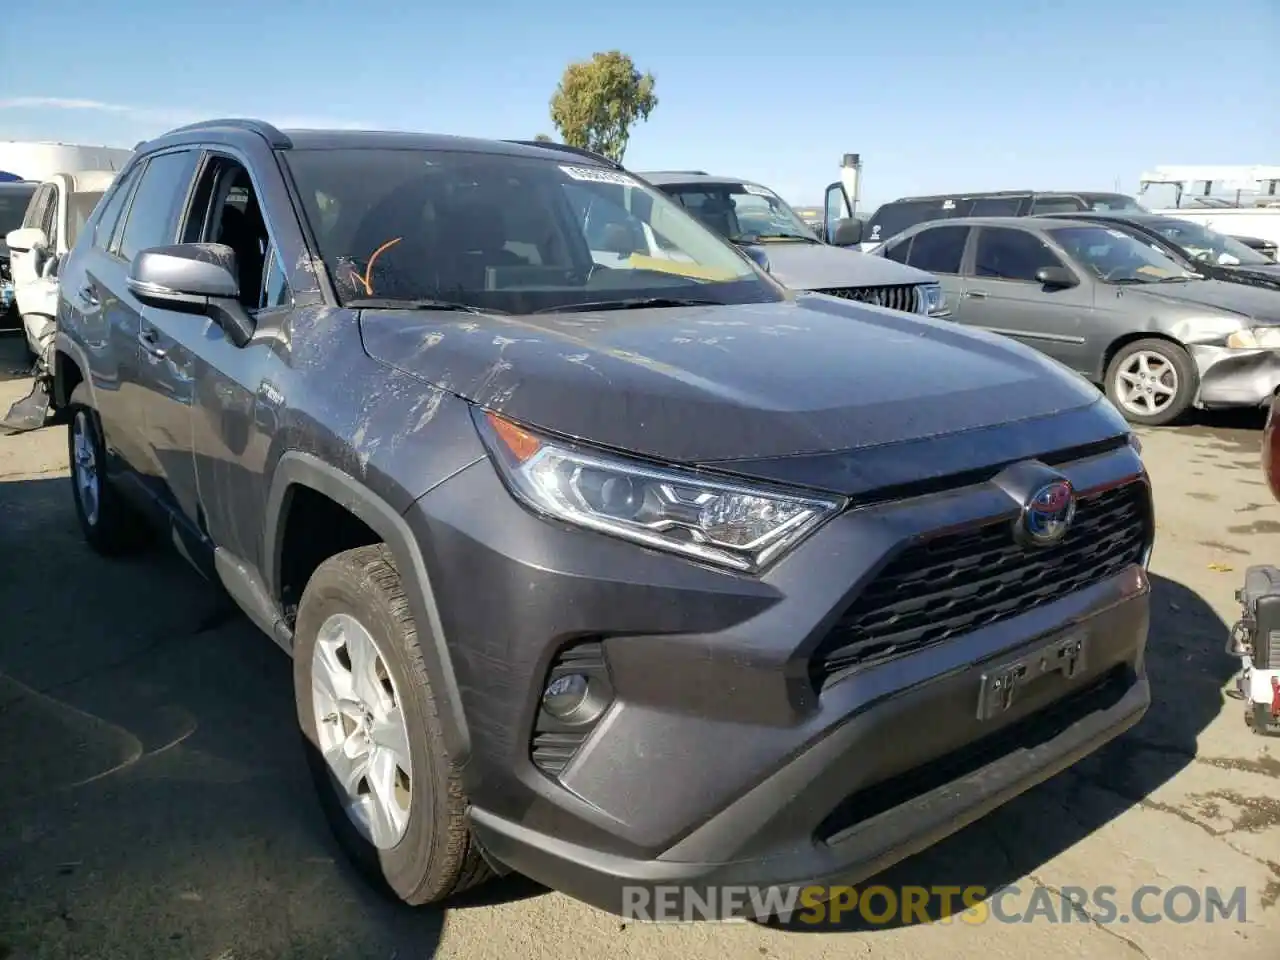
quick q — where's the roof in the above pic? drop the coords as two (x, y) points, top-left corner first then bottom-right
(899, 215), (1097, 230)
(137, 119), (617, 167)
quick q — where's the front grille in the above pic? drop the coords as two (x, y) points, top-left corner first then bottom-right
(816, 283), (920, 314)
(813, 481), (1150, 686)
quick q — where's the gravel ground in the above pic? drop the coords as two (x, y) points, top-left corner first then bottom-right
(0, 333), (1277, 960)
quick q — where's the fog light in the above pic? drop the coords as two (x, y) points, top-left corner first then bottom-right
(543, 674), (589, 719)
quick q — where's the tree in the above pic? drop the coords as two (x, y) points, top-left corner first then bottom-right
(549, 51), (657, 163)
(534, 133), (554, 142)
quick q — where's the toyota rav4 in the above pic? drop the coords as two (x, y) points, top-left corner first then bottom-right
(52, 120), (1154, 917)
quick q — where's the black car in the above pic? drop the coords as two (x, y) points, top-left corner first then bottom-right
(1043, 211), (1280, 292)
(0, 179), (38, 329)
(51, 120), (1152, 918)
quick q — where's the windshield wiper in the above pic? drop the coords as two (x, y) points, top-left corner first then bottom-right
(347, 297), (507, 315)
(730, 233), (821, 244)
(532, 297), (721, 314)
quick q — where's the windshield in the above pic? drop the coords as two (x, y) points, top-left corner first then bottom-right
(1077, 193), (1148, 212)
(659, 182), (819, 243)
(68, 191), (105, 248)
(283, 149), (775, 313)
(0, 185), (36, 242)
(1048, 224), (1197, 283)
(1146, 218), (1270, 267)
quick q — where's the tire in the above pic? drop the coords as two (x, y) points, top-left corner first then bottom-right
(66, 383), (148, 555)
(293, 544), (491, 905)
(1103, 338), (1197, 427)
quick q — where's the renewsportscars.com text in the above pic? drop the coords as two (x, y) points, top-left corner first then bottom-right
(621, 883), (1250, 926)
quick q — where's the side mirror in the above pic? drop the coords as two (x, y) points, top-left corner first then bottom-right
(127, 243), (254, 347)
(5, 226), (47, 254)
(739, 244), (771, 273)
(830, 218), (863, 247)
(1036, 266), (1078, 289)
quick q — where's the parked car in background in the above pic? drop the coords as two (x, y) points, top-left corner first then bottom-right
(0, 179), (38, 330)
(53, 119), (1151, 919)
(876, 216), (1280, 425)
(1043, 211), (1280, 293)
(642, 171), (947, 316)
(6, 170), (117, 366)
(851, 189), (1147, 252)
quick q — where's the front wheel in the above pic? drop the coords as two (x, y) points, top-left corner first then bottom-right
(292, 544), (491, 905)
(1104, 338), (1197, 426)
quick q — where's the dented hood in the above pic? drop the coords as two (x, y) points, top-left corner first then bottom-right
(358, 294), (1105, 468)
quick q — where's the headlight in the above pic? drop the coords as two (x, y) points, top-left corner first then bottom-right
(475, 409), (843, 572)
(1226, 326), (1280, 349)
(918, 282), (949, 317)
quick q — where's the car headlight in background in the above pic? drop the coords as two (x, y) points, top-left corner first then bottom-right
(918, 282), (949, 318)
(475, 409), (843, 572)
(1226, 326), (1280, 349)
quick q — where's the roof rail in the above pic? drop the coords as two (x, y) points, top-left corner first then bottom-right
(503, 140), (624, 170)
(149, 118), (292, 149)
(896, 189), (1035, 202)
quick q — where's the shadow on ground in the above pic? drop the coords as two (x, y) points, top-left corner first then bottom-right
(0, 476), (539, 960)
(0, 331), (34, 384)
(769, 572), (1236, 933)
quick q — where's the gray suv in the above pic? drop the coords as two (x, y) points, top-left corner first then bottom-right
(52, 119), (1153, 918)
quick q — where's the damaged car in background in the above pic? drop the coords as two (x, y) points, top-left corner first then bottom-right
(876, 216), (1280, 425)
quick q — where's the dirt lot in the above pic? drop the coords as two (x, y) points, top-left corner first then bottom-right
(1, 333), (1278, 960)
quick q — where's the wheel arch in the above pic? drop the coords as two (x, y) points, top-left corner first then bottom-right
(264, 451), (471, 763)
(53, 330), (92, 410)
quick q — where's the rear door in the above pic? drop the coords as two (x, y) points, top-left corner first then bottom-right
(957, 225), (1094, 370)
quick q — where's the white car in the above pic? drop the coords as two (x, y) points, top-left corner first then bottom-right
(5, 170), (118, 367)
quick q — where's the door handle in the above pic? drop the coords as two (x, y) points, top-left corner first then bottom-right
(78, 284), (99, 306)
(963, 290), (988, 299)
(138, 327), (167, 359)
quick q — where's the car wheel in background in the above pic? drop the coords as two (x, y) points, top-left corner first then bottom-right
(292, 544), (492, 905)
(66, 383), (148, 555)
(1104, 338), (1197, 427)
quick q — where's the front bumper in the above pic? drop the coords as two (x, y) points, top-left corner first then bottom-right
(1190, 343), (1280, 408)
(407, 439), (1151, 917)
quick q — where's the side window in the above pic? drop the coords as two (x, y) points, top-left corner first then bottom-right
(881, 236), (911, 264)
(41, 186), (59, 248)
(182, 154), (278, 312)
(116, 150), (200, 262)
(1029, 196), (1086, 215)
(22, 185), (52, 230)
(92, 166), (138, 251)
(906, 225), (970, 275)
(259, 247), (292, 310)
(973, 227), (1065, 282)
(969, 197), (1022, 217)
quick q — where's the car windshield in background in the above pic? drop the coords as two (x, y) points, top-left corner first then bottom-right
(67, 192), (105, 249)
(661, 183), (819, 243)
(0, 185), (36, 239)
(283, 149), (774, 314)
(1147, 218), (1270, 267)
(1077, 193), (1148, 212)
(1048, 224), (1196, 283)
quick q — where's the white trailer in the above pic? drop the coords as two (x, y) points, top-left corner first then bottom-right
(1140, 165), (1280, 252)
(0, 141), (134, 183)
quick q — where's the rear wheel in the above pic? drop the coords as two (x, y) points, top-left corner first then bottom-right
(1104, 338), (1197, 426)
(293, 544), (491, 904)
(66, 383), (147, 555)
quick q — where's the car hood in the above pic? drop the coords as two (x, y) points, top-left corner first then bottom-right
(1222, 262), (1280, 292)
(745, 241), (936, 290)
(360, 294), (1112, 488)
(1124, 277), (1280, 321)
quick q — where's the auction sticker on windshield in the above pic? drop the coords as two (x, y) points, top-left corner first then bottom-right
(560, 165), (639, 187)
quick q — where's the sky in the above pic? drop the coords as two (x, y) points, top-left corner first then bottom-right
(1, 0), (1277, 212)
